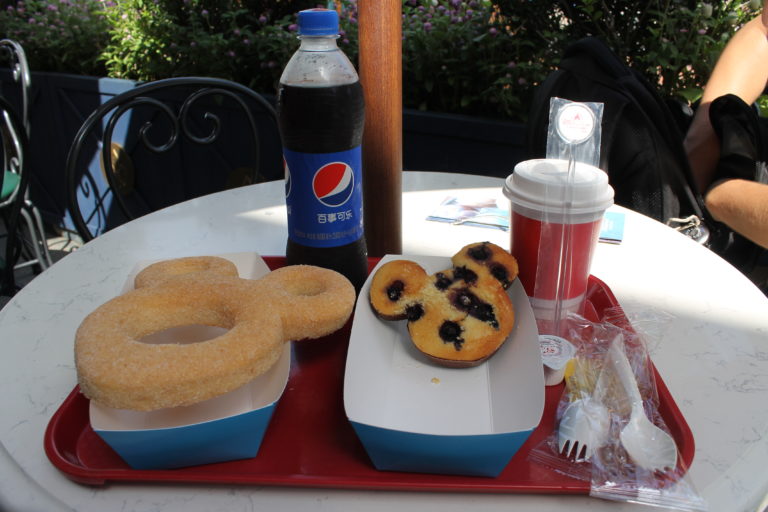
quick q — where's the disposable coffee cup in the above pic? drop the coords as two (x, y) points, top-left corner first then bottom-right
(503, 159), (613, 329)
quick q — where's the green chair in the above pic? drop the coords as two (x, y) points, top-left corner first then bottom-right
(1, 95), (32, 295)
(1, 38), (53, 289)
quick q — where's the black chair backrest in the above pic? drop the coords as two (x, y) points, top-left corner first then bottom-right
(65, 77), (280, 242)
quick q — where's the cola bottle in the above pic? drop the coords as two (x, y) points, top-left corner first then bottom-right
(277, 8), (368, 292)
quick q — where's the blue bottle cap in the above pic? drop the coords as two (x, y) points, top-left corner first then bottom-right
(297, 8), (339, 36)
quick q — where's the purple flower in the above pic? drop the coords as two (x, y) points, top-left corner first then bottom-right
(507, 61), (516, 68)
(489, 27), (498, 35)
(47, 4), (58, 11)
(518, 78), (527, 85)
(202, 9), (209, 16)
(243, 38), (251, 45)
(227, 50), (235, 58)
(27, 17), (36, 24)
(424, 21), (432, 31)
(190, 41), (197, 46)
(259, 15), (267, 23)
(288, 23), (298, 31)
(697, 28), (707, 35)
(233, 28), (241, 35)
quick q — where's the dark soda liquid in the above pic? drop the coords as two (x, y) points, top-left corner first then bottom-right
(277, 82), (364, 152)
(277, 81), (368, 292)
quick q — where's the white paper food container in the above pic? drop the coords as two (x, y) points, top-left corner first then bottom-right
(344, 255), (545, 477)
(89, 252), (290, 470)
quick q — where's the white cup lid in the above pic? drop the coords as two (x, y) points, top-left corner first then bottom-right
(503, 159), (614, 215)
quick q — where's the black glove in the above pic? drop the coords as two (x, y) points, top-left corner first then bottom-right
(705, 94), (767, 273)
(708, 94), (767, 185)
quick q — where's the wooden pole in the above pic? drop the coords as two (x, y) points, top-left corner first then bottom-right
(358, 0), (403, 256)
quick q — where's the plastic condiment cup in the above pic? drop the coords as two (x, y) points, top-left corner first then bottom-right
(503, 159), (614, 328)
(539, 334), (576, 386)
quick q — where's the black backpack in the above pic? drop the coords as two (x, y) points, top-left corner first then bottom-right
(526, 36), (765, 278)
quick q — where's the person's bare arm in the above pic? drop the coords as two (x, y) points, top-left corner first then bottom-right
(705, 178), (768, 248)
(684, 11), (768, 193)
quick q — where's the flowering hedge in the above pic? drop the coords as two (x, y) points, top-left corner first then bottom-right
(0, 0), (763, 121)
(0, 0), (111, 75)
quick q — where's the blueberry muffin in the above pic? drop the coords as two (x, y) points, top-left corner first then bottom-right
(368, 259), (429, 320)
(369, 248), (515, 368)
(407, 267), (514, 367)
(451, 241), (519, 290)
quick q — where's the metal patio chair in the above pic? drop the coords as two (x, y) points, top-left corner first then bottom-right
(1, 39), (53, 278)
(65, 76), (280, 242)
(0, 95), (32, 295)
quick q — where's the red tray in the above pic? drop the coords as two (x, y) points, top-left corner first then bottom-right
(44, 257), (694, 492)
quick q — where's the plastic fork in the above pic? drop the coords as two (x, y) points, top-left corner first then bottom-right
(557, 395), (610, 461)
(557, 355), (610, 461)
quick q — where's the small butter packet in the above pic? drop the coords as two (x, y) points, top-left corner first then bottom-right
(539, 335), (576, 386)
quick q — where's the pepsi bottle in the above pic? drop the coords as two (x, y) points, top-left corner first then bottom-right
(277, 8), (368, 292)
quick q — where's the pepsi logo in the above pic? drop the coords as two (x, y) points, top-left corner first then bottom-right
(284, 158), (291, 197)
(313, 162), (355, 207)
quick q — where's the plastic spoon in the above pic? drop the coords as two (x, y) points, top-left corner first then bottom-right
(609, 335), (678, 472)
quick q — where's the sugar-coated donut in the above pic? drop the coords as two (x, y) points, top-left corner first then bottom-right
(134, 255), (238, 289)
(75, 276), (283, 411)
(258, 265), (356, 341)
(451, 241), (519, 289)
(75, 256), (355, 411)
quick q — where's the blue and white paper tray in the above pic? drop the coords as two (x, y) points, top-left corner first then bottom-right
(90, 346), (289, 470)
(89, 252), (290, 470)
(344, 255), (545, 478)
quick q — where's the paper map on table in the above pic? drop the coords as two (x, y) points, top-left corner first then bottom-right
(426, 196), (510, 230)
(427, 196), (625, 243)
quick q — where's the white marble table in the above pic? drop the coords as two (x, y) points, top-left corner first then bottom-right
(2, 171), (768, 512)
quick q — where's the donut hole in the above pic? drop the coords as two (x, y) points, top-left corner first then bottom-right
(138, 324), (229, 345)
